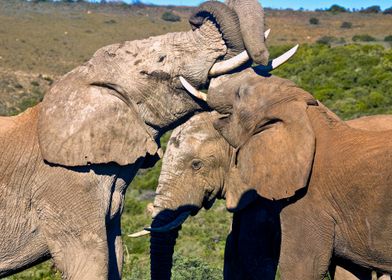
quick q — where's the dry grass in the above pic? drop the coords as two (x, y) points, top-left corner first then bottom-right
(265, 10), (392, 46)
(0, 1), (391, 77)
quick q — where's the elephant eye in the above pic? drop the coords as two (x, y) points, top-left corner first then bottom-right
(191, 159), (203, 170)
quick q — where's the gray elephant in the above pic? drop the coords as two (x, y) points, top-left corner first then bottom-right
(149, 69), (392, 279)
(0, 0), (276, 278)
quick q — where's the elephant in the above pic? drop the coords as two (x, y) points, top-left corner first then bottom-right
(149, 68), (392, 279)
(0, 0), (278, 278)
(145, 112), (392, 280)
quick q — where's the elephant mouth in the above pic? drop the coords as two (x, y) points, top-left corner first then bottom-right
(146, 211), (191, 233)
(147, 203), (201, 233)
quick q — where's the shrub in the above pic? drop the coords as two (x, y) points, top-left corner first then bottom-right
(328, 4), (347, 13)
(172, 255), (222, 280)
(385, 35), (392, 42)
(340, 21), (352, 29)
(352, 34), (376, 42)
(309, 17), (319, 25)
(161, 11), (181, 22)
(384, 7), (392, 14)
(316, 36), (336, 45)
(360, 5), (381, 13)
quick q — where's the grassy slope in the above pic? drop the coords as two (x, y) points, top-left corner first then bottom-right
(0, 1), (391, 279)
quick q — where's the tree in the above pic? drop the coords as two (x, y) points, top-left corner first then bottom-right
(360, 5), (381, 13)
(328, 4), (347, 13)
(383, 7), (392, 14)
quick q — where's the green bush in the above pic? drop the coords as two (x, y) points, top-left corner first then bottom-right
(352, 34), (376, 42)
(340, 21), (352, 29)
(271, 44), (392, 119)
(161, 11), (181, 22)
(172, 255), (222, 280)
(360, 5), (381, 13)
(384, 7), (392, 14)
(309, 17), (319, 25)
(385, 35), (392, 42)
(328, 4), (347, 13)
(316, 36), (336, 45)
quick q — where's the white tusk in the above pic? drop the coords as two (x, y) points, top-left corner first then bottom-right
(264, 29), (271, 39)
(179, 77), (207, 102)
(209, 50), (249, 77)
(209, 29), (271, 77)
(271, 44), (299, 69)
(254, 44), (299, 72)
(128, 229), (150, 238)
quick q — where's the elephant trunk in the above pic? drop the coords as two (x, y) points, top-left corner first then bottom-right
(189, 1), (244, 59)
(226, 0), (269, 65)
(150, 212), (180, 280)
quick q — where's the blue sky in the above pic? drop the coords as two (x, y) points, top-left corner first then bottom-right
(123, 0), (391, 10)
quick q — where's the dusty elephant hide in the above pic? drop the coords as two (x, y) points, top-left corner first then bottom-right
(151, 70), (392, 280)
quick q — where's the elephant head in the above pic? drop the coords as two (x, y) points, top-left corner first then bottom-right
(149, 111), (233, 279)
(37, 0), (272, 168)
(146, 69), (320, 278)
(208, 68), (318, 206)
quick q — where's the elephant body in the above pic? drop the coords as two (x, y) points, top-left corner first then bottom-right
(0, 106), (138, 278)
(152, 69), (392, 279)
(0, 0), (273, 276)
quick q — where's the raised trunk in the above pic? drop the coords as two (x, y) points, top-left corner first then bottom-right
(226, 0), (269, 65)
(189, 1), (244, 59)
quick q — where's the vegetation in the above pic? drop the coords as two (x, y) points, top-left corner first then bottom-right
(384, 7), (392, 15)
(272, 44), (392, 120)
(328, 4), (347, 13)
(316, 36), (345, 46)
(352, 34), (376, 42)
(340, 21), (352, 29)
(385, 35), (392, 42)
(161, 11), (181, 22)
(309, 17), (319, 25)
(360, 5), (381, 14)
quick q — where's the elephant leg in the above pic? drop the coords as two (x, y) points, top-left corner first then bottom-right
(224, 229), (243, 280)
(36, 172), (110, 279)
(108, 215), (123, 280)
(279, 207), (334, 280)
(331, 258), (374, 280)
(224, 200), (279, 280)
(45, 232), (108, 280)
(334, 266), (364, 280)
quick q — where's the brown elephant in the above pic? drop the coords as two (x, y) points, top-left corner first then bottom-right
(149, 69), (392, 279)
(0, 1), (279, 278)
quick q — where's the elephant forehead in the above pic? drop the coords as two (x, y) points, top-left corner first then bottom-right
(169, 113), (220, 146)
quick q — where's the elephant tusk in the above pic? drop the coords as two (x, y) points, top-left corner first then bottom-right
(253, 44), (299, 72)
(128, 229), (150, 238)
(145, 211), (191, 233)
(208, 29), (271, 77)
(180, 77), (207, 102)
(264, 28), (271, 39)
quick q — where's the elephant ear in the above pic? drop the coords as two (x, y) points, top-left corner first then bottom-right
(38, 75), (158, 167)
(220, 101), (315, 211)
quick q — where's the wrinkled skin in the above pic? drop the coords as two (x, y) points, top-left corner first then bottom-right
(149, 1), (271, 278)
(0, 1), (270, 277)
(210, 69), (392, 279)
(154, 110), (392, 280)
(153, 69), (392, 279)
